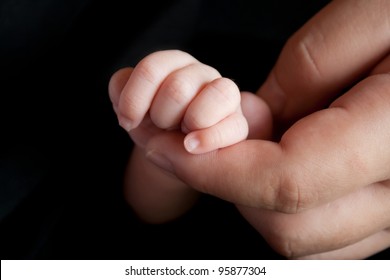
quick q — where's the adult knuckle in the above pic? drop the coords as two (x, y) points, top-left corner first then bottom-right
(287, 26), (325, 83)
(276, 171), (302, 214)
(275, 158), (316, 214)
(264, 222), (305, 258)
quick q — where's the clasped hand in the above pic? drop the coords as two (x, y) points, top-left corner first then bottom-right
(109, 0), (390, 259)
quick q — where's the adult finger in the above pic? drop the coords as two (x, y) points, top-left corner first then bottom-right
(237, 180), (390, 258)
(240, 200), (390, 260)
(149, 63), (221, 129)
(240, 92), (273, 140)
(257, 0), (390, 123)
(371, 53), (390, 76)
(145, 73), (390, 213)
(299, 230), (390, 260)
(117, 50), (198, 131)
(146, 132), (285, 210)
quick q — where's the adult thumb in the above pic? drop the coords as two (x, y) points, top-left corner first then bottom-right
(257, 0), (390, 123)
(145, 132), (292, 212)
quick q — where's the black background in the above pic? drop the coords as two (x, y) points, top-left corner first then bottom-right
(1, 0), (389, 260)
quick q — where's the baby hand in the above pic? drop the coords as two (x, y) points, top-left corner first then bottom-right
(109, 50), (248, 154)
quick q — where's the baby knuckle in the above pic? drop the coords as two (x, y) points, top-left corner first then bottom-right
(119, 92), (142, 120)
(164, 75), (194, 105)
(184, 112), (206, 130)
(209, 78), (241, 106)
(135, 57), (161, 86)
(207, 126), (224, 148)
(202, 64), (221, 78)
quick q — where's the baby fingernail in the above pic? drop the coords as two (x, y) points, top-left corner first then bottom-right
(184, 136), (200, 152)
(118, 116), (133, 132)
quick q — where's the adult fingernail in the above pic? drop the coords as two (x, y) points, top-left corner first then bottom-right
(146, 150), (174, 174)
(184, 136), (200, 153)
(118, 115), (133, 132)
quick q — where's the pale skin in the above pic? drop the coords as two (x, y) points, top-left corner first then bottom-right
(108, 50), (272, 223)
(109, 0), (390, 259)
(110, 0), (390, 259)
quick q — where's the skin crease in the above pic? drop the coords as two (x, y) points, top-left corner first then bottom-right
(110, 0), (390, 259)
(108, 52), (271, 224)
(109, 66), (201, 224)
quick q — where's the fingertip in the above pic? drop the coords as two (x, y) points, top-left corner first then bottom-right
(107, 67), (137, 131)
(108, 67), (133, 98)
(118, 115), (134, 132)
(184, 134), (201, 153)
(184, 131), (217, 154)
(183, 112), (249, 155)
(241, 91), (273, 140)
(108, 67), (134, 110)
(256, 71), (286, 118)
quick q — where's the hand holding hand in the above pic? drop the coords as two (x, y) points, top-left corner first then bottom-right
(144, 0), (390, 258)
(108, 50), (271, 223)
(109, 50), (251, 154)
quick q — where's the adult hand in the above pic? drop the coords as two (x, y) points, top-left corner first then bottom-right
(144, 0), (390, 259)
